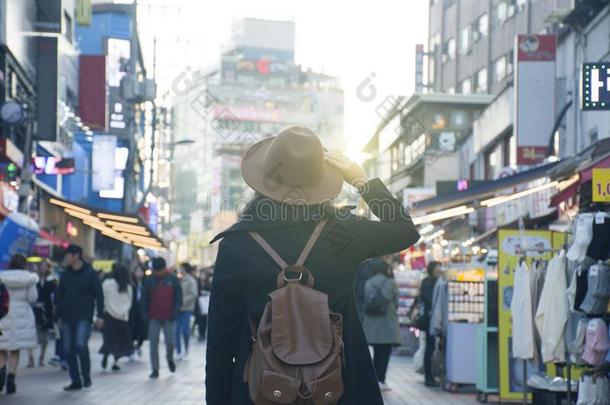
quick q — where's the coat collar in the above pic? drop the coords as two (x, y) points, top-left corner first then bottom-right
(210, 196), (356, 244)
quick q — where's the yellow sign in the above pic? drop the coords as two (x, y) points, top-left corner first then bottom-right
(497, 230), (565, 401)
(76, 0), (92, 26)
(592, 168), (610, 202)
(92, 260), (114, 273)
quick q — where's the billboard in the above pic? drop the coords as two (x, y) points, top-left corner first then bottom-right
(35, 36), (59, 141)
(92, 135), (117, 191)
(79, 55), (106, 130)
(105, 38), (131, 137)
(514, 34), (556, 165)
(581, 63), (610, 111)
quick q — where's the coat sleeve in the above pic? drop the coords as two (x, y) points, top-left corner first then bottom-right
(354, 178), (420, 258)
(92, 271), (104, 317)
(141, 279), (150, 320)
(26, 282), (38, 304)
(206, 239), (246, 405)
(175, 277), (183, 318)
(55, 274), (65, 320)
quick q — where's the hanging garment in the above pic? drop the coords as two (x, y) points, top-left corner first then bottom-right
(511, 261), (534, 360)
(530, 260), (547, 367)
(577, 374), (610, 405)
(569, 319), (589, 365)
(586, 215), (610, 261)
(580, 262), (610, 315)
(567, 213), (594, 262)
(535, 251), (568, 363)
(582, 318), (610, 367)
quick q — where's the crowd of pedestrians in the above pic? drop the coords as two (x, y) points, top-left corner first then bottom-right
(0, 245), (213, 396)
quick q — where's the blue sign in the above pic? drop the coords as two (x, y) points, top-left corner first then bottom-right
(582, 63), (610, 110)
(0, 213), (39, 269)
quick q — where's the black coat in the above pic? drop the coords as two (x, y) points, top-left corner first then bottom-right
(205, 178), (420, 405)
(34, 276), (56, 330)
(56, 263), (104, 322)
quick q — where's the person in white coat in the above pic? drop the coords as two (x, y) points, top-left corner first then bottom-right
(0, 254), (39, 395)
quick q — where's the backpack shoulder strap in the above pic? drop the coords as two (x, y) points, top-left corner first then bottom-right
(249, 232), (289, 270)
(295, 219), (328, 266)
(249, 219), (329, 269)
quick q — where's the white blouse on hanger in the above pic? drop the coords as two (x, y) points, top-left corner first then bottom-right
(511, 261), (534, 360)
(534, 251), (568, 364)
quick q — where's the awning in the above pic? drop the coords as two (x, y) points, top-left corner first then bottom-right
(47, 196), (165, 251)
(414, 161), (561, 214)
(550, 152), (610, 207)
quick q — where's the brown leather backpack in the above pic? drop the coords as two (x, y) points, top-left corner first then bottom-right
(244, 219), (345, 405)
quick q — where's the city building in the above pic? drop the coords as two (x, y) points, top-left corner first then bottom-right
(170, 18), (344, 265)
(364, 0), (610, 240)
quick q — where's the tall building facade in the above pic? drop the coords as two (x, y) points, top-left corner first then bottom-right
(427, 0), (571, 95)
(170, 18), (344, 264)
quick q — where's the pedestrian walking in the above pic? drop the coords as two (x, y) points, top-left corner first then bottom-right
(31, 259), (56, 367)
(194, 267), (211, 341)
(55, 244), (104, 391)
(128, 265), (147, 357)
(205, 127), (420, 405)
(142, 257), (182, 379)
(174, 262), (197, 360)
(354, 258), (375, 323)
(419, 260), (442, 387)
(362, 258), (402, 391)
(99, 264), (133, 371)
(0, 253), (39, 395)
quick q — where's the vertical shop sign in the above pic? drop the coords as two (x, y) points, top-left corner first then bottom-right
(514, 34), (556, 165)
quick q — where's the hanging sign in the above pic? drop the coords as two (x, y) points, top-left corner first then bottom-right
(592, 168), (610, 202)
(581, 63), (610, 110)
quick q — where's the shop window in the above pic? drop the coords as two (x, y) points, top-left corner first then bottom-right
(506, 50), (514, 76)
(495, 1), (508, 26)
(478, 14), (489, 39)
(475, 67), (488, 93)
(444, 37), (456, 62)
(494, 55), (507, 83)
(459, 26), (472, 54)
(460, 77), (472, 94)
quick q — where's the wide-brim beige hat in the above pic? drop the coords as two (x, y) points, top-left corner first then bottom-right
(241, 126), (343, 205)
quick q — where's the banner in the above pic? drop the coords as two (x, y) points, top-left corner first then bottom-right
(497, 229), (565, 401)
(515, 34), (556, 165)
(92, 135), (117, 191)
(0, 212), (40, 269)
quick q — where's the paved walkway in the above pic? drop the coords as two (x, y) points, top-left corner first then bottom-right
(2, 332), (485, 404)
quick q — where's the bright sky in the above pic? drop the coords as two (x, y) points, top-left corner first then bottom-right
(137, 0), (429, 154)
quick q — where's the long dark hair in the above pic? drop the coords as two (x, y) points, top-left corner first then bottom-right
(112, 264), (131, 293)
(8, 253), (28, 270)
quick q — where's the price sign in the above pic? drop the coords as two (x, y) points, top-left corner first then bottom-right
(592, 168), (610, 202)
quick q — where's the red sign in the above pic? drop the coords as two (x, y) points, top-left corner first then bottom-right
(516, 34), (556, 62)
(79, 55), (107, 130)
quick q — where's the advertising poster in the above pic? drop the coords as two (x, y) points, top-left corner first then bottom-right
(497, 229), (565, 401)
(0, 212), (40, 269)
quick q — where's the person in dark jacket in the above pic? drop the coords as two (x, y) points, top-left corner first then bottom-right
(141, 257), (182, 379)
(55, 244), (104, 391)
(362, 258), (401, 391)
(354, 258), (375, 322)
(420, 260), (442, 387)
(129, 265), (148, 356)
(32, 259), (56, 367)
(193, 267), (212, 342)
(205, 127), (420, 405)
